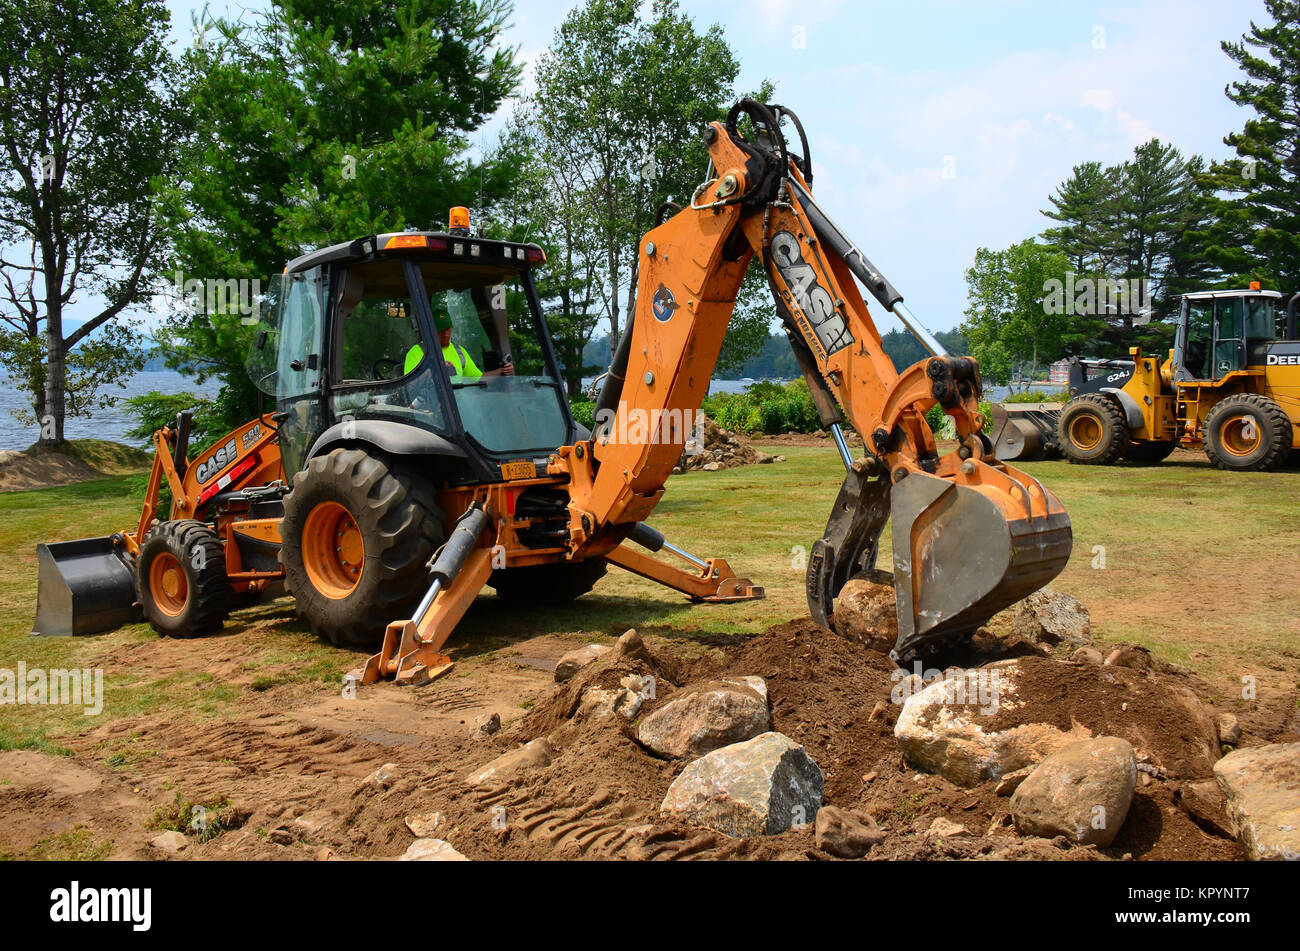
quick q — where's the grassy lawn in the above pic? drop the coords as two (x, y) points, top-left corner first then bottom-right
(2, 445), (1297, 750)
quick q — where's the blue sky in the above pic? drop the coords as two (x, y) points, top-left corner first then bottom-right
(163, 0), (1267, 336)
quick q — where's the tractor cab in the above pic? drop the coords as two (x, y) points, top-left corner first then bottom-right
(1174, 286), (1283, 382)
(248, 211), (579, 483)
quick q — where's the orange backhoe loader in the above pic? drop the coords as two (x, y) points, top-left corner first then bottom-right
(35, 100), (1072, 681)
(33, 412), (286, 638)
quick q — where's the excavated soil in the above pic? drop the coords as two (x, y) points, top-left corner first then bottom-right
(0, 613), (1249, 861)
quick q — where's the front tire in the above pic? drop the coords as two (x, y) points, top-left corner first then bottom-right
(136, 520), (232, 637)
(1057, 395), (1127, 465)
(280, 448), (444, 648)
(1204, 394), (1292, 472)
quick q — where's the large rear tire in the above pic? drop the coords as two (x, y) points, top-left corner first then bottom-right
(136, 520), (232, 637)
(1057, 395), (1127, 465)
(489, 559), (607, 604)
(1204, 394), (1292, 472)
(280, 448), (444, 648)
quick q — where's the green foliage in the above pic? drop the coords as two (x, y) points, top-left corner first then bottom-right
(122, 390), (226, 451)
(1192, 1), (1300, 293)
(961, 240), (1075, 385)
(1003, 389), (1064, 404)
(520, 0), (770, 388)
(702, 379), (820, 435)
(569, 396), (596, 431)
(0, 0), (183, 443)
(161, 0), (523, 430)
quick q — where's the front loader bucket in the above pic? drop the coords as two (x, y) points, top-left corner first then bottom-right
(32, 537), (140, 637)
(889, 469), (1071, 662)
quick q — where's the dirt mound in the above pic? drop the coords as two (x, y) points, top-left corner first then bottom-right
(328, 618), (1239, 860)
(676, 414), (768, 472)
(0, 439), (149, 492)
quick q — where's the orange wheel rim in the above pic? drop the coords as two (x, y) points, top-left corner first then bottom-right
(150, 552), (188, 617)
(1220, 415), (1260, 457)
(302, 501), (364, 598)
(1069, 413), (1103, 451)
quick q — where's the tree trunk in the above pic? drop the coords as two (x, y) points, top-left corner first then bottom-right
(41, 305), (66, 446)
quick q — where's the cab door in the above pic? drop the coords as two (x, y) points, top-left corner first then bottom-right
(272, 265), (330, 479)
(1212, 296), (1247, 380)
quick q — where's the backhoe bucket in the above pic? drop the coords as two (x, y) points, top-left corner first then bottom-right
(32, 537), (140, 637)
(889, 469), (1071, 662)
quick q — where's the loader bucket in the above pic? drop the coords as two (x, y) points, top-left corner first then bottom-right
(32, 536), (140, 637)
(889, 468), (1072, 662)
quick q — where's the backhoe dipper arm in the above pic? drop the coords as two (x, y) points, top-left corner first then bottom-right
(563, 100), (1071, 661)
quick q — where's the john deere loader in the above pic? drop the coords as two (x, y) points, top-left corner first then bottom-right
(1056, 285), (1300, 471)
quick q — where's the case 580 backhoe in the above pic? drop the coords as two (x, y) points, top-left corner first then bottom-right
(35, 100), (1072, 679)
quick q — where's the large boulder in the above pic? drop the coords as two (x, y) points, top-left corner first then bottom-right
(660, 732), (824, 837)
(1010, 737), (1137, 847)
(893, 657), (1218, 786)
(894, 663), (1089, 786)
(1011, 589), (1092, 647)
(831, 570), (899, 653)
(1213, 742), (1300, 860)
(401, 838), (469, 861)
(636, 676), (770, 759)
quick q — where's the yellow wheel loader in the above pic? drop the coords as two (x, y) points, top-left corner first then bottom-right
(1056, 286), (1300, 471)
(36, 100), (1074, 676)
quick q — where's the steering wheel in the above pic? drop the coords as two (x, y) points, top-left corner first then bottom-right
(372, 357), (402, 380)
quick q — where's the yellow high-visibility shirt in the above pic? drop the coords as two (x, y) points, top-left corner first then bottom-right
(403, 342), (481, 378)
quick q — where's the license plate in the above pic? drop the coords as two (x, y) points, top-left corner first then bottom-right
(500, 460), (536, 481)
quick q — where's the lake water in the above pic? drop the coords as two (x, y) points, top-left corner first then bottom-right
(0, 372), (1066, 451)
(0, 370), (220, 451)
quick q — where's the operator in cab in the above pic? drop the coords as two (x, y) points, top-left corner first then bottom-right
(404, 313), (514, 379)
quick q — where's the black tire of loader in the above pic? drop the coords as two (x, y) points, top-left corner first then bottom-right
(136, 520), (233, 637)
(1122, 440), (1177, 464)
(489, 558), (608, 604)
(1204, 393), (1292, 472)
(280, 448), (445, 649)
(1057, 394), (1128, 465)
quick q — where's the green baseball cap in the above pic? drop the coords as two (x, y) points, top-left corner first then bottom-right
(435, 312), (453, 332)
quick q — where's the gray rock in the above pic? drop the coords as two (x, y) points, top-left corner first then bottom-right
(464, 737), (553, 787)
(361, 763), (399, 790)
(577, 684), (642, 721)
(994, 765), (1034, 797)
(927, 817), (968, 838)
(1213, 742), (1300, 860)
(814, 805), (884, 858)
(554, 643), (610, 683)
(473, 712), (501, 737)
(1071, 647), (1104, 665)
(1176, 780), (1234, 839)
(1104, 645), (1153, 671)
(1010, 737), (1137, 847)
(150, 830), (188, 855)
(1011, 589), (1092, 646)
(405, 812), (444, 838)
(661, 732), (825, 837)
(1217, 712), (1242, 747)
(636, 676), (771, 759)
(401, 838), (469, 861)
